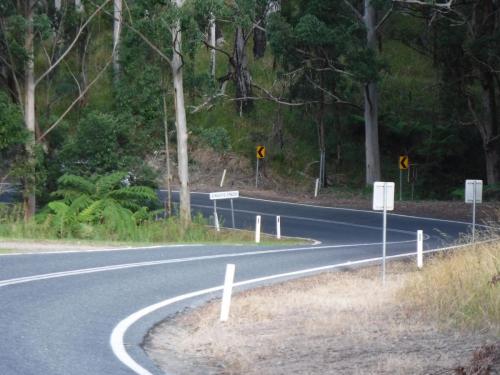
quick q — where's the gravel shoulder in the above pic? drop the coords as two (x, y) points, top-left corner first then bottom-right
(145, 263), (499, 375)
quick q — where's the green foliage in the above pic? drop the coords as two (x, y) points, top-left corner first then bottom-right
(38, 172), (160, 238)
(0, 92), (25, 152)
(198, 127), (232, 153)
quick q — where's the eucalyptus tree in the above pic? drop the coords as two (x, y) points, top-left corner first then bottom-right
(0, 0), (112, 220)
(267, 0), (380, 184)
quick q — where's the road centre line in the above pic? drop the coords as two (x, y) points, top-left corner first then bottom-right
(178, 191), (491, 228)
(191, 203), (433, 237)
(112, 239), (494, 375)
(0, 239), (419, 288)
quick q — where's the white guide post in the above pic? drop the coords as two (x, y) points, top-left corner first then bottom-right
(220, 264), (236, 322)
(417, 230), (423, 269)
(314, 178), (319, 198)
(255, 215), (261, 243)
(220, 169), (226, 187)
(276, 216), (281, 239)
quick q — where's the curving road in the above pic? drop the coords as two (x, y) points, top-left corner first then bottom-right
(0, 192), (474, 375)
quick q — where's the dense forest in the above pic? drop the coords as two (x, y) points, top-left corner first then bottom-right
(0, 0), (499, 226)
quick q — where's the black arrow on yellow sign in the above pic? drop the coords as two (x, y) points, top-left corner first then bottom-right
(256, 146), (266, 159)
(399, 155), (409, 170)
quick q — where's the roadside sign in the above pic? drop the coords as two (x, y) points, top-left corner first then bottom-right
(465, 180), (482, 244)
(209, 191), (239, 200)
(256, 146), (266, 159)
(372, 181), (395, 286)
(399, 155), (409, 170)
(373, 182), (395, 211)
(465, 180), (482, 204)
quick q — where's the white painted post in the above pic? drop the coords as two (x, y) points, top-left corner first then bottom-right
(417, 230), (423, 269)
(314, 178), (319, 197)
(220, 169), (227, 187)
(214, 212), (220, 232)
(255, 215), (261, 243)
(220, 264), (236, 322)
(213, 200), (220, 232)
(276, 216), (281, 239)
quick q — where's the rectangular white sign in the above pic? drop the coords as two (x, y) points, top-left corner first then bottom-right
(465, 180), (482, 204)
(373, 182), (395, 211)
(209, 190), (239, 200)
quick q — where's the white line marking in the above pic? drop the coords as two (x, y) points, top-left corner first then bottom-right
(172, 190), (492, 228)
(0, 239), (418, 287)
(191, 203), (424, 236)
(0, 244), (205, 257)
(111, 238), (500, 375)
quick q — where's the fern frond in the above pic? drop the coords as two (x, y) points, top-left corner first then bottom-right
(78, 200), (106, 223)
(107, 186), (159, 207)
(95, 172), (128, 197)
(57, 174), (95, 195)
(68, 195), (94, 215)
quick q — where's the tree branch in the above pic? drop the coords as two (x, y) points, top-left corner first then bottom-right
(343, 0), (363, 22)
(35, 0), (111, 87)
(38, 50), (114, 141)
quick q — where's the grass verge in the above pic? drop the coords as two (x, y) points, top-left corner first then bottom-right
(146, 242), (499, 375)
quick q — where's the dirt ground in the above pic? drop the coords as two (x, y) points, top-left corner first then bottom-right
(145, 264), (499, 375)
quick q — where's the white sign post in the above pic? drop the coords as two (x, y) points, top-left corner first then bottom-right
(373, 182), (395, 285)
(210, 191), (239, 229)
(465, 180), (482, 243)
(220, 263), (236, 322)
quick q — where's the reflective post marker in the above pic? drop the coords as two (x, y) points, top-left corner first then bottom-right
(220, 264), (236, 322)
(255, 215), (261, 243)
(220, 169), (226, 187)
(276, 216), (281, 239)
(213, 200), (220, 232)
(230, 198), (235, 229)
(417, 230), (423, 269)
(314, 178), (319, 198)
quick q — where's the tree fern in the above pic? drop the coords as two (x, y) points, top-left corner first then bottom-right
(95, 172), (128, 197)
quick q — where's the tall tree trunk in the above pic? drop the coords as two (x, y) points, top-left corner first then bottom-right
(233, 26), (252, 114)
(113, 0), (122, 82)
(171, 13), (191, 227)
(162, 91), (172, 217)
(480, 70), (500, 184)
(253, 27), (266, 59)
(23, 1), (36, 221)
(363, 0), (381, 184)
(209, 13), (216, 78)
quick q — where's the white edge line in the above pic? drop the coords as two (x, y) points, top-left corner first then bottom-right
(0, 239), (421, 287)
(174, 190), (493, 228)
(110, 237), (499, 375)
(0, 244), (205, 257)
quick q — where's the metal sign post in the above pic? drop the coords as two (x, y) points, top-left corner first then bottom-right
(210, 191), (240, 231)
(399, 155), (409, 201)
(373, 182), (395, 285)
(255, 158), (259, 188)
(465, 180), (483, 243)
(256, 146), (265, 188)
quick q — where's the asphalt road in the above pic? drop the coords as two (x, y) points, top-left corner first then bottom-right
(0, 192), (473, 375)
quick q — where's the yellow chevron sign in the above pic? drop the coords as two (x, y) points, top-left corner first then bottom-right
(256, 146), (266, 159)
(399, 155), (409, 170)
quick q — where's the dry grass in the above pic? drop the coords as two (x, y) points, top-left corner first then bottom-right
(401, 242), (500, 334)
(146, 246), (499, 375)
